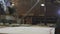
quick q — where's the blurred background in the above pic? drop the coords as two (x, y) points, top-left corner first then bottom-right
(0, 0), (60, 27)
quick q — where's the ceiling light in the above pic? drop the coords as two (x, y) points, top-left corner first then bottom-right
(41, 4), (45, 6)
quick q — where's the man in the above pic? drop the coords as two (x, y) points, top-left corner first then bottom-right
(0, 0), (7, 12)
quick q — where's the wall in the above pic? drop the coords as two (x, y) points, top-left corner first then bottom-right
(11, 0), (44, 16)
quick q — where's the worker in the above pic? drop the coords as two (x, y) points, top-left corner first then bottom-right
(0, 4), (5, 15)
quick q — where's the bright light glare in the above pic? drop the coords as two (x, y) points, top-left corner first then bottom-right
(12, 4), (15, 6)
(41, 4), (45, 6)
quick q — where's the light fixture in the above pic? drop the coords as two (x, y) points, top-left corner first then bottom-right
(41, 4), (45, 6)
(12, 3), (14, 6)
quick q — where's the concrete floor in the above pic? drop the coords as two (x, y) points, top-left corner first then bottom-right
(0, 26), (55, 34)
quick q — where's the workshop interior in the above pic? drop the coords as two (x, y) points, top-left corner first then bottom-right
(0, 0), (60, 34)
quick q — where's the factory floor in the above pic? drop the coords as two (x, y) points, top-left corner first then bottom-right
(0, 25), (55, 34)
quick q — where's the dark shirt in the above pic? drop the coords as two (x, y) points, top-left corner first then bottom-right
(8, 7), (15, 15)
(0, 4), (5, 15)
